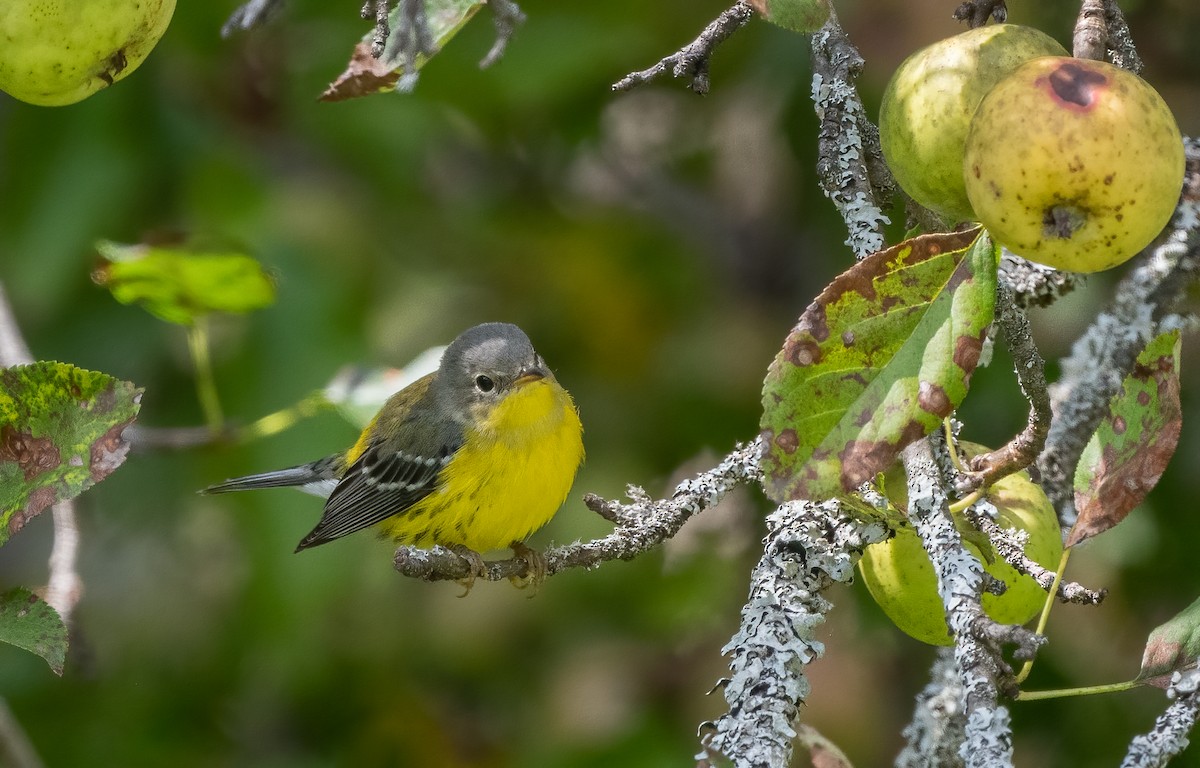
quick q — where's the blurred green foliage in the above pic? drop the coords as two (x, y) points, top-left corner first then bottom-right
(1, 0), (1199, 766)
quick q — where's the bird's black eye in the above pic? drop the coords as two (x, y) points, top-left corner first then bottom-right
(475, 375), (495, 393)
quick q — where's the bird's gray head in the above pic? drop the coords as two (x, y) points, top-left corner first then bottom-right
(437, 323), (552, 415)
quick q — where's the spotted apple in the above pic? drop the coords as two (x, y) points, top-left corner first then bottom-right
(0, 0), (176, 106)
(964, 56), (1184, 273)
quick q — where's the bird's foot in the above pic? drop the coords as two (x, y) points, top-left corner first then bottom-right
(508, 541), (547, 593)
(449, 544), (488, 597)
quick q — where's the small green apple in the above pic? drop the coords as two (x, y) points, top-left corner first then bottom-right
(964, 56), (1184, 273)
(748, 0), (831, 34)
(857, 445), (1063, 646)
(0, 0), (176, 106)
(879, 25), (1068, 224)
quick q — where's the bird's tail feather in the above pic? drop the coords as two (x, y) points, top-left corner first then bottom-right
(202, 455), (342, 498)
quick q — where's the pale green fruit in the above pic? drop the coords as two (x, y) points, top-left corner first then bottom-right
(858, 445), (1063, 646)
(748, 0), (830, 34)
(964, 56), (1184, 273)
(0, 0), (176, 106)
(879, 25), (1067, 224)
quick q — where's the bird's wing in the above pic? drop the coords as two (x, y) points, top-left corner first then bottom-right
(294, 432), (459, 551)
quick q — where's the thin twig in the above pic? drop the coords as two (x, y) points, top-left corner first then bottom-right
(394, 440), (763, 582)
(958, 286), (1052, 493)
(480, 0), (526, 69)
(963, 502), (1105, 605)
(611, 3), (754, 95)
(1073, 0), (1108, 61)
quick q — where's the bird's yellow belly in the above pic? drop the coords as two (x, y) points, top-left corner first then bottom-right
(376, 380), (584, 553)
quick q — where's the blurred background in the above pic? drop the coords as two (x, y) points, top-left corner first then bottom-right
(2, 0), (1199, 765)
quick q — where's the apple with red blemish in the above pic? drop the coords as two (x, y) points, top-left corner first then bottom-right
(964, 56), (1185, 273)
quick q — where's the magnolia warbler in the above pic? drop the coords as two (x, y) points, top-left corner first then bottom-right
(204, 323), (584, 576)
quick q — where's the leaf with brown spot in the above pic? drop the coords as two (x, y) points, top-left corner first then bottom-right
(0, 588), (67, 675)
(1137, 594), (1200, 689)
(321, 0), (485, 101)
(1070, 330), (1181, 548)
(760, 229), (997, 502)
(0, 362), (141, 546)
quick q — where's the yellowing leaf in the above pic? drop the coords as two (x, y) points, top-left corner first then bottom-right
(1069, 330), (1181, 548)
(760, 229), (996, 502)
(94, 240), (276, 326)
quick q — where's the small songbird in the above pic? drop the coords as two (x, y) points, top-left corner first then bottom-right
(204, 323), (584, 581)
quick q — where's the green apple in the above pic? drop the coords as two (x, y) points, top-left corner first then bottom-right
(964, 56), (1184, 273)
(748, 0), (830, 34)
(858, 445), (1063, 646)
(0, 0), (176, 106)
(879, 25), (1068, 224)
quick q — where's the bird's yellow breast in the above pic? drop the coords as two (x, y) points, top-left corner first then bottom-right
(376, 379), (584, 553)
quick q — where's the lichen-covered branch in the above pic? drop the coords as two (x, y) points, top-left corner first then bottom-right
(1038, 138), (1200, 527)
(1072, 0), (1143, 71)
(996, 251), (1077, 308)
(959, 286), (1051, 493)
(963, 501), (1104, 605)
(1120, 669), (1200, 768)
(696, 498), (888, 767)
(904, 437), (1043, 768)
(897, 649), (968, 768)
(810, 11), (891, 257)
(479, 0), (526, 69)
(611, 3), (754, 95)
(394, 439), (763, 582)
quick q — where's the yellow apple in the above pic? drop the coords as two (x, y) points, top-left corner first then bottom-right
(964, 56), (1184, 273)
(879, 25), (1068, 224)
(857, 445), (1063, 646)
(0, 0), (175, 106)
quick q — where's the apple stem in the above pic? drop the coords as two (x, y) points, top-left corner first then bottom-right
(948, 488), (985, 515)
(188, 316), (225, 436)
(1015, 547), (1072, 684)
(1016, 678), (1142, 702)
(942, 418), (966, 472)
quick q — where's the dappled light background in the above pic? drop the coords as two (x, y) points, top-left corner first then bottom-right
(2, 0), (1200, 765)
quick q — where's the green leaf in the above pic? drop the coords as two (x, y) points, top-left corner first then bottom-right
(321, 0), (486, 101)
(94, 240), (276, 326)
(0, 588), (67, 675)
(1137, 594), (1200, 689)
(1069, 330), (1181, 548)
(760, 228), (996, 502)
(0, 362), (141, 546)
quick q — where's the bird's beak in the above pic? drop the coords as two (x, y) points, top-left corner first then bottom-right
(515, 364), (549, 386)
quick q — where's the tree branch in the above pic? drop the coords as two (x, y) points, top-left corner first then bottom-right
(221, 0), (286, 37)
(611, 3), (754, 95)
(952, 1), (1007, 28)
(897, 649), (968, 768)
(394, 439), (763, 582)
(696, 497), (889, 767)
(810, 10), (891, 257)
(1121, 669), (1200, 767)
(959, 285), (1052, 493)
